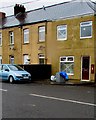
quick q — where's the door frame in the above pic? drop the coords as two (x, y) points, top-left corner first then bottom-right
(81, 56), (91, 81)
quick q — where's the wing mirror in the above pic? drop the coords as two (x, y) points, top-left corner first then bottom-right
(5, 69), (9, 72)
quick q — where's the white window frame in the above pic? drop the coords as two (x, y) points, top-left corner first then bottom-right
(38, 54), (45, 64)
(57, 25), (67, 41)
(9, 55), (14, 64)
(23, 54), (30, 64)
(23, 29), (29, 44)
(38, 26), (45, 42)
(60, 56), (74, 75)
(0, 32), (2, 46)
(80, 21), (92, 39)
(9, 31), (14, 45)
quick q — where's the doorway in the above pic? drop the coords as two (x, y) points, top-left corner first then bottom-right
(81, 56), (90, 81)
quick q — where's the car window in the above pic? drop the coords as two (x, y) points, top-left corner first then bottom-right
(3, 65), (8, 71)
(8, 65), (24, 71)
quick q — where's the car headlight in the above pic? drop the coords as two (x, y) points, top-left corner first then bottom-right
(28, 74), (31, 77)
(14, 73), (22, 77)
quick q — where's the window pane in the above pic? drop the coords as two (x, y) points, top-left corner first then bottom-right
(9, 56), (14, 64)
(3, 65), (8, 71)
(61, 62), (74, 75)
(23, 55), (30, 64)
(39, 54), (45, 64)
(39, 58), (44, 64)
(9, 31), (14, 44)
(57, 25), (67, 40)
(24, 29), (29, 43)
(39, 26), (45, 42)
(81, 26), (91, 37)
(80, 21), (92, 38)
(60, 56), (74, 75)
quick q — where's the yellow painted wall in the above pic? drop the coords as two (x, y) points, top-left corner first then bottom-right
(1, 15), (95, 82)
(46, 15), (95, 81)
(2, 27), (22, 64)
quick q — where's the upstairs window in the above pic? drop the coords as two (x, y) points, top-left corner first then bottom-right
(57, 25), (67, 41)
(9, 31), (14, 45)
(38, 26), (45, 42)
(23, 29), (29, 44)
(0, 32), (2, 46)
(80, 21), (92, 39)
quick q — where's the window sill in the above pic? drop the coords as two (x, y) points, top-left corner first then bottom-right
(37, 41), (45, 44)
(80, 36), (92, 39)
(23, 43), (29, 45)
(57, 39), (67, 41)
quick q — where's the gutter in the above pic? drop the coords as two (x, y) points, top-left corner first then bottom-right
(0, 19), (52, 30)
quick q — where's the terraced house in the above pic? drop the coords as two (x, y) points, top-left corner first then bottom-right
(0, 0), (96, 83)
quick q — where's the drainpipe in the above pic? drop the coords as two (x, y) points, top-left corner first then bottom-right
(19, 25), (23, 64)
(45, 21), (47, 64)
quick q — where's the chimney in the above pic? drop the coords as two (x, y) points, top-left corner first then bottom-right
(14, 4), (26, 16)
(0, 12), (6, 19)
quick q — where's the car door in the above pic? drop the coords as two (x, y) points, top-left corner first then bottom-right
(2, 65), (9, 80)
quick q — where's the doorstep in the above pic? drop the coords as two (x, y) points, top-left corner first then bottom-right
(33, 79), (96, 86)
(50, 80), (95, 86)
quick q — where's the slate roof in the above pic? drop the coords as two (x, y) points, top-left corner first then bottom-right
(0, 0), (96, 29)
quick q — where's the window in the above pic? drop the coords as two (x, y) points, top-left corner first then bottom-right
(57, 25), (67, 41)
(38, 54), (45, 64)
(23, 54), (30, 64)
(80, 21), (92, 39)
(38, 26), (45, 42)
(9, 56), (14, 64)
(0, 32), (2, 46)
(9, 31), (14, 45)
(60, 56), (74, 75)
(23, 29), (29, 43)
(3, 65), (8, 71)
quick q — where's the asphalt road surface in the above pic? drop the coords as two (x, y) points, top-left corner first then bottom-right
(0, 81), (96, 119)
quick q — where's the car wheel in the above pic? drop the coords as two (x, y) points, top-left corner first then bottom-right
(9, 76), (14, 83)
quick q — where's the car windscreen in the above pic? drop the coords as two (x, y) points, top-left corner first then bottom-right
(8, 65), (24, 71)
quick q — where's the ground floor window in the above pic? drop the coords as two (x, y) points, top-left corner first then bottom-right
(23, 54), (30, 64)
(38, 54), (45, 64)
(60, 56), (74, 75)
(9, 55), (14, 64)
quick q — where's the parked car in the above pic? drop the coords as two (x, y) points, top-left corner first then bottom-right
(0, 64), (31, 83)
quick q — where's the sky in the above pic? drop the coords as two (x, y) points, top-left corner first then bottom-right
(0, 0), (96, 16)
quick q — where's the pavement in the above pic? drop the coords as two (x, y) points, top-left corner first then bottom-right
(33, 79), (96, 87)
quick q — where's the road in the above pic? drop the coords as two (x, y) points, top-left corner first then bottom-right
(0, 81), (95, 119)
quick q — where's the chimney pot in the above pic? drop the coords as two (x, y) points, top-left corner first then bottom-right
(0, 12), (6, 19)
(14, 4), (26, 16)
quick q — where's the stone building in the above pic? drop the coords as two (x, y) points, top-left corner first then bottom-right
(0, 0), (96, 82)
